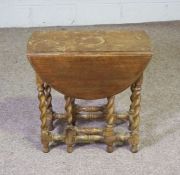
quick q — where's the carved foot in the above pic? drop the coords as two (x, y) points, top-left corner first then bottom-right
(107, 145), (113, 153)
(130, 145), (139, 153)
(42, 145), (50, 153)
(41, 131), (51, 153)
(128, 133), (139, 153)
(41, 137), (50, 153)
(67, 145), (73, 153)
(65, 126), (75, 153)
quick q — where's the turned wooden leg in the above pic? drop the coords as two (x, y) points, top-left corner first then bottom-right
(128, 75), (143, 153)
(71, 98), (76, 126)
(104, 96), (115, 153)
(64, 96), (74, 153)
(36, 74), (50, 153)
(44, 82), (54, 131)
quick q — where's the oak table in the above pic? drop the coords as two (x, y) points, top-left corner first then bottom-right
(27, 30), (152, 153)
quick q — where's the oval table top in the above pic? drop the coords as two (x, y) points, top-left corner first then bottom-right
(27, 29), (152, 99)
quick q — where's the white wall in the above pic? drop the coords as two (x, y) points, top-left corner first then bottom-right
(0, 0), (180, 27)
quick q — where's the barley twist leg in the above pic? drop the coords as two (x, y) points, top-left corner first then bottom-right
(65, 96), (74, 153)
(104, 96), (115, 153)
(129, 75), (143, 153)
(44, 82), (54, 131)
(36, 75), (50, 153)
(71, 98), (76, 126)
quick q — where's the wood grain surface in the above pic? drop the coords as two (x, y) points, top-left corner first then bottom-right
(27, 29), (152, 99)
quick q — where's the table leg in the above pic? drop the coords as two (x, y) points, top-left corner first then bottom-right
(104, 96), (115, 153)
(129, 74), (143, 153)
(44, 82), (54, 131)
(36, 74), (50, 153)
(71, 98), (76, 126)
(65, 96), (74, 153)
